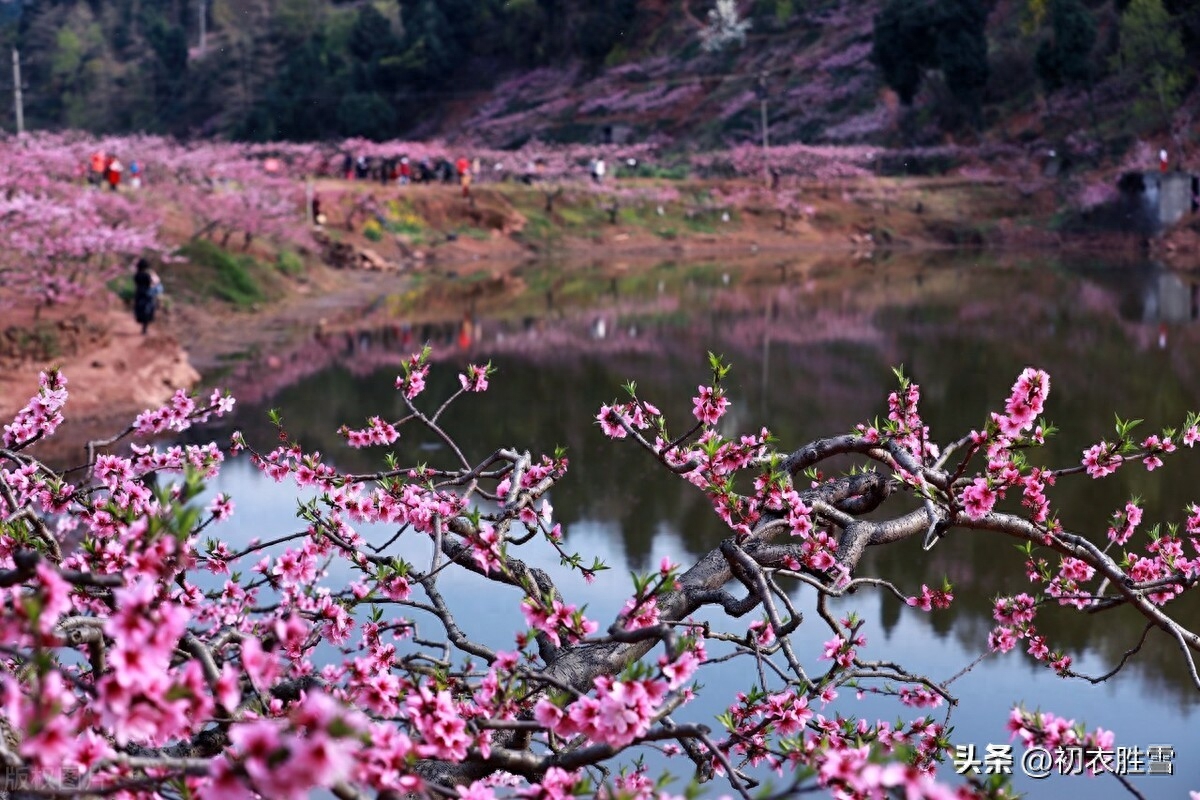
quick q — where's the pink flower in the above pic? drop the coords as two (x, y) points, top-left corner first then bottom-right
(1082, 442), (1122, 478)
(692, 385), (730, 425)
(34, 563), (72, 631)
(989, 626), (1018, 653)
(961, 478), (997, 520)
(207, 493), (235, 521)
(820, 635), (846, 661)
(596, 405), (628, 439)
(457, 781), (498, 800)
(534, 699), (565, 729)
(620, 596), (660, 631)
(1184, 426), (1200, 447)
(340, 416), (399, 448)
(458, 364), (490, 392)
(241, 636), (279, 691)
(1000, 368), (1050, 435)
(397, 358), (430, 400)
(198, 757), (256, 800)
(289, 733), (359, 790)
(215, 663), (241, 711)
(230, 721), (307, 797)
(898, 687), (942, 708)
(659, 643), (705, 689)
(749, 619), (775, 646)
(906, 584), (953, 611)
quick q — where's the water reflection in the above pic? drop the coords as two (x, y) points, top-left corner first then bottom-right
(191, 252), (1200, 797)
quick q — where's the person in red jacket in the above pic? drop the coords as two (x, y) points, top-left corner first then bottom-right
(90, 151), (106, 187)
(456, 157), (471, 198)
(106, 158), (123, 191)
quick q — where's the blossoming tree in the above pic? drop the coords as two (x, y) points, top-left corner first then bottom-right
(0, 188), (163, 313)
(2, 343), (1199, 800)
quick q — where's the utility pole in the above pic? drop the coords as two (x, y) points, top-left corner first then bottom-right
(756, 71), (770, 188)
(12, 48), (23, 135)
(198, 0), (207, 55)
(305, 177), (314, 226)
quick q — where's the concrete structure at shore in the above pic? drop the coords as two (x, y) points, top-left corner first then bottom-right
(1118, 171), (1199, 234)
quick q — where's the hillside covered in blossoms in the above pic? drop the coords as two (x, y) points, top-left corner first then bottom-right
(4, 0), (1199, 151)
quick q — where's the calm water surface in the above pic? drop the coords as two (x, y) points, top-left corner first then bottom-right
(191, 252), (1200, 798)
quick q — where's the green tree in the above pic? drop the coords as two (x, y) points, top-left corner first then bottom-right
(1035, 0), (1096, 93)
(935, 0), (992, 125)
(871, 0), (939, 105)
(259, 36), (345, 140)
(208, 0), (280, 135)
(579, 0), (638, 63)
(138, 7), (189, 128)
(871, 0), (992, 125)
(396, 0), (458, 82)
(336, 91), (397, 140)
(1163, 0), (1200, 66)
(1114, 0), (1187, 127)
(491, 0), (552, 66)
(349, 4), (399, 65)
(38, 4), (117, 131)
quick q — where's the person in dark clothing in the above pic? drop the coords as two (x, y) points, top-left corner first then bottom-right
(133, 258), (162, 335)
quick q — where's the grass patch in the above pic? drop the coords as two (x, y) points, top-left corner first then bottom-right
(107, 275), (136, 304)
(176, 240), (269, 308)
(556, 205), (600, 228)
(381, 199), (429, 237)
(276, 250), (305, 276)
(683, 211), (725, 234)
(616, 310), (691, 328)
(513, 207), (561, 245)
(624, 163), (690, 181)
(457, 227), (492, 241)
(387, 218), (427, 237)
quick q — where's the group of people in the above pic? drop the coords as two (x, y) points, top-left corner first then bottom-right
(335, 152), (622, 191)
(87, 151), (142, 191)
(338, 153), (476, 187)
(337, 153), (479, 197)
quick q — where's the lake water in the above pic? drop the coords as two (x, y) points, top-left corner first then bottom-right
(189, 252), (1200, 799)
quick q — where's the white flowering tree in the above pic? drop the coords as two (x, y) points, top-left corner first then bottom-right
(700, 0), (752, 53)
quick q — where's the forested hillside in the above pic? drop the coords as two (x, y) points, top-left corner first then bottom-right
(3, 0), (1199, 150)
